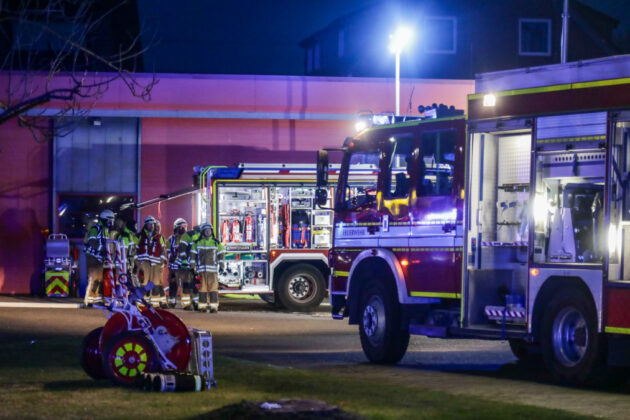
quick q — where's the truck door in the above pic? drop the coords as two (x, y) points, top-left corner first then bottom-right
(407, 121), (465, 298)
(334, 142), (383, 250)
(379, 133), (413, 250)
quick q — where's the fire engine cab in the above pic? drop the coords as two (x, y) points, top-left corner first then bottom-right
(318, 55), (630, 385)
(197, 164), (339, 311)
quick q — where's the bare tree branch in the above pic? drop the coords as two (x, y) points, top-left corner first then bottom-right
(0, 0), (158, 142)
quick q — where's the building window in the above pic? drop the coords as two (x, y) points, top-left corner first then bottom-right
(338, 29), (344, 57)
(314, 43), (321, 70)
(519, 18), (551, 56)
(424, 17), (456, 54)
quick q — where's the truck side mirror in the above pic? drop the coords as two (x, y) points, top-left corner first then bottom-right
(315, 188), (328, 207)
(317, 149), (329, 188)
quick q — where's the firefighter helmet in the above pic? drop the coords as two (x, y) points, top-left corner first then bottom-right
(173, 218), (187, 229)
(144, 215), (156, 225)
(200, 223), (212, 232)
(99, 209), (115, 222)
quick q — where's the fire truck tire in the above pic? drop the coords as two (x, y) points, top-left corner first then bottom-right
(541, 289), (617, 386)
(276, 265), (326, 311)
(80, 327), (106, 380)
(102, 331), (157, 387)
(359, 280), (409, 364)
(508, 339), (541, 363)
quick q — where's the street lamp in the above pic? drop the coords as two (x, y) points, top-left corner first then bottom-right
(389, 27), (412, 116)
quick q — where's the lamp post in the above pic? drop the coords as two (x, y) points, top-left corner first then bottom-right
(389, 27), (412, 116)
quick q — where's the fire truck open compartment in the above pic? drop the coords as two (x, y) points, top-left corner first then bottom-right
(531, 112), (608, 266)
(465, 127), (532, 330)
(464, 112), (620, 330)
(213, 182), (333, 293)
(217, 186), (269, 290)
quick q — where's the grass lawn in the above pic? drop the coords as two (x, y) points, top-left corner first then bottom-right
(0, 337), (594, 419)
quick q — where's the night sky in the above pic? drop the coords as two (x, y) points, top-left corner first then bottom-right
(138, 0), (372, 75)
(138, 0), (630, 76)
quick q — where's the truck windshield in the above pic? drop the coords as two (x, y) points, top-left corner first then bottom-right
(342, 150), (380, 210)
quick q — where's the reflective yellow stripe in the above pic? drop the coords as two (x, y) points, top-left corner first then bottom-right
(468, 77), (630, 100)
(333, 270), (349, 277)
(394, 247), (463, 252)
(538, 135), (605, 144)
(605, 326), (630, 335)
(410, 291), (461, 299)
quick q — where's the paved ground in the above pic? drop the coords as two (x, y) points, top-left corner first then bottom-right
(2, 295), (630, 418)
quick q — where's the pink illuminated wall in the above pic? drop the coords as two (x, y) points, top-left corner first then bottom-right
(0, 120), (49, 294)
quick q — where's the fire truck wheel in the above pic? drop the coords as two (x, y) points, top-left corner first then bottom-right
(276, 265), (326, 312)
(102, 331), (157, 387)
(508, 339), (541, 363)
(359, 280), (409, 364)
(80, 327), (106, 380)
(541, 289), (608, 386)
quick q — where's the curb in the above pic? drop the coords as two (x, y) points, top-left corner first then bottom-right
(0, 302), (83, 309)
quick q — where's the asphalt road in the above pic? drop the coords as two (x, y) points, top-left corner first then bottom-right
(2, 296), (630, 418)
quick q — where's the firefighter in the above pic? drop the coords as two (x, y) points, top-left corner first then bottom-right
(191, 223), (223, 312)
(176, 221), (198, 310)
(150, 220), (168, 308)
(135, 216), (167, 297)
(84, 209), (115, 306)
(112, 216), (138, 284)
(167, 218), (188, 308)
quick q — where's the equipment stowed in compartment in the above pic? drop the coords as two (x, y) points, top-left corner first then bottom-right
(291, 209), (311, 248)
(278, 203), (291, 248)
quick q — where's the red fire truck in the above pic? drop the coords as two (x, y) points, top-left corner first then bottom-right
(197, 164), (341, 311)
(318, 55), (630, 385)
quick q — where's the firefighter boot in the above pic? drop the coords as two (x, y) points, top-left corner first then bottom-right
(182, 280), (193, 310)
(161, 286), (170, 309)
(151, 286), (162, 308)
(181, 294), (192, 310)
(167, 284), (177, 308)
(209, 291), (219, 313)
(198, 292), (208, 312)
(91, 280), (104, 305)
